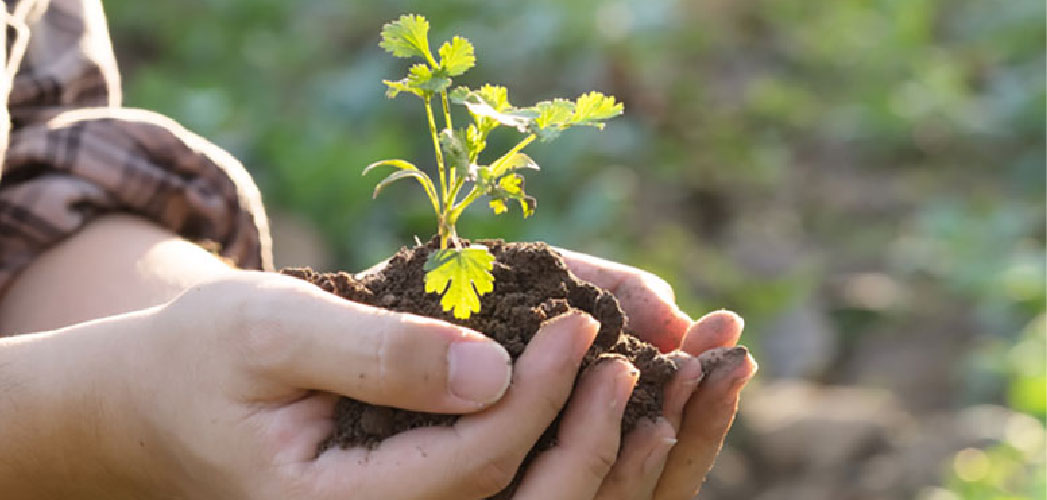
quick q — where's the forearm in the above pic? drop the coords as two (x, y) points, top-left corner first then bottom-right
(0, 214), (236, 335)
(0, 310), (165, 498)
(0, 214), (241, 496)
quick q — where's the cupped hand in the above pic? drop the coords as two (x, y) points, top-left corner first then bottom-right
(122, 271), (645, 499)
(557, 248), (757, 499)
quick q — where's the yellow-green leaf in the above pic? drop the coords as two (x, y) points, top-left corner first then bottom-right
(438, 36), (475, 76)
(450, 86), (534, 132)
(534, 99), (575, 129)
(383, 79), (422, 99)
(572, 91), (624, 127)
(439, 128), (471, 178)
(489, 152), (539, 179)
(364, 159), (440, 214)
(408, 64), (451, 93)
(370, 169), (435, 200)
(489, 199), (508, 215)
(482, 173), (536, 218)
(477, 84), (511, 112)
(530, 98), (576, 141)
(363, 159), (419, 176)
(379, 14), (432, 60)
(424, 247), (496, 319)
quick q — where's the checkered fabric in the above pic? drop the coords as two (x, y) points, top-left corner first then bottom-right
(0, 0), (273, 291)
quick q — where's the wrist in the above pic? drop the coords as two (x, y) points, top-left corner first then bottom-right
(0, 309), (169, 498)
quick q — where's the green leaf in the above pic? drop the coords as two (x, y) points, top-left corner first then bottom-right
(379, 14), (432, 61)
(572, 91), (624, 127)
(477, 84), (511, 112)
(465, 124), (485, 161)
(408, 64), (451, 93)
(489, 199), (508, 215)
(451, 87), (534, 132)
(383, 79), (422, 99)
(487, 173), (536, 218)
(385, 64), (451, 98)
(488, 152), (539, 179)
(364, 160), (439, 212)
(449, 86), (472, 102)
(533, 99), (576, 129)
(479, 170), (536, 217)
(438, 36), (475, 76)
(363, 159), (419, 176)
(370, 169), (435, 199)
(424, 247), (496, 319)
(530, 99), (576, 141)
(439, 128), (471, 179)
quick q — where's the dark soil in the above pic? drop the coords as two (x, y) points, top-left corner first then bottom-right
(283, 240), (688, 497)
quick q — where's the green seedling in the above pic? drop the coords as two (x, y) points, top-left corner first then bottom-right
(367, 14), (623, 319)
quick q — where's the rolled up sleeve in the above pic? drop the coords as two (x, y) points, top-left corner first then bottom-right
(0, 0), (273, 291)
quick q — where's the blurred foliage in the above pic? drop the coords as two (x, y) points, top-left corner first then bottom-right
(938, 411), (1046, 499)
(102, 0), (1044, 495)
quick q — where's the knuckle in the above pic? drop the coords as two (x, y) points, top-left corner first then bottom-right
(205, 279), (297, 370)
(371, 316), (421, 394)
(467, 454), (519, 497)
(372, 314), (456, 399)
(581, 443), (618, 483)
(535, 387), (569, 421)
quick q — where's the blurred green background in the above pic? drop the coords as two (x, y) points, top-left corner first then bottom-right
(102, 1), (1044, 498)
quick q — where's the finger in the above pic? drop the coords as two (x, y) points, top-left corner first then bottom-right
(654, 347), (756, 499)
(307, 311), (601, 500)
(556, 248), (692, 352)
(595, 417), (676, 500)
(515, 357), (638, 500)
(661, 353), (704, 432)
(256, 392), (338, 466)
(592, 354), (698, 499)
(206, 274), (512, 413)
(680, 310), (744, 355)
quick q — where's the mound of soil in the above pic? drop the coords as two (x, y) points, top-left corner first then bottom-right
(282, 240), (681, 496)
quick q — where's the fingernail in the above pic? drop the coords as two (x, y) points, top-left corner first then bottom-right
(730, 352), (758, 392)
(544, 311), (601, 360)
(676, 355), (703, 388)
(447, 340), (511, 407)
(611, 359), (639, 412)
(699, 345), (750, 381)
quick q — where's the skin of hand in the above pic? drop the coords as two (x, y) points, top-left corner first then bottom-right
(556, 248), (757, 500)
(0, 215), (701, 499)
(0, 272), (637, 498)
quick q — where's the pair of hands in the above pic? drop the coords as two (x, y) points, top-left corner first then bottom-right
(148, 250), (753, 499)
(2, 245), (754, 499)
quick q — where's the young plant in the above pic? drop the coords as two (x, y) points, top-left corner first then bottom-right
(366, 14), (623, 319)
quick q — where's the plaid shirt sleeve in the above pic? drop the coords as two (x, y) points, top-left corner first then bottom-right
(0, 0), (274, 291)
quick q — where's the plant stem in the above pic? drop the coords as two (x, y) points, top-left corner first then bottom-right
(440, 91), (457, 193)
(425, 95), (453, 249)
(504, 134), (536, 162)
(448, 176), (466, 206)
(440, 91), (454, 132)
(424, 96), (448, 208)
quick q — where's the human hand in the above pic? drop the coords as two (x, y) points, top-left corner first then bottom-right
(8, 270), (658, 499)
(557, 248), (757, 499)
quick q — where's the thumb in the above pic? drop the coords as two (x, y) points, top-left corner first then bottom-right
(209, 275), (512, 413)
